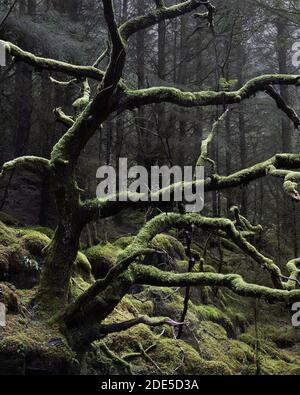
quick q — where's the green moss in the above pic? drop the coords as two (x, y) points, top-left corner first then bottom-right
(194, 321), (255, 374)
(176, 260), (189, 273)
(69, 252), (94, 301)
(195, 305), (235, 336)
(151, 234), (186, 260)
(272, 328), (300, 348)
(99, 315), (232, 375)
(113, 236), (135, 250)
(95, 286), (255, 374)
(69, 276), (91, 301)
(0, 283), (19, 313)
(74, 252), (93, 282)
(84, 243), (121, 279)
(146, 337), (232, 375)
(27, 226), (55, 239)
(0, 220), (18, 246)
(0, 314), (76, 374)
(19, 229), (50, 256)
(238, 323), (300, 375)
(0, 221), (30, 275)
(261, 357), (300, 375)
(103, 295), (154, 326)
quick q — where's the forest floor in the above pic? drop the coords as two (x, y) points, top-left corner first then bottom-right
(0, 211), (300, 375)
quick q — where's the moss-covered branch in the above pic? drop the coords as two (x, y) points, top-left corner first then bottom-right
(284, 258), (300, 290)
(119, 0), (211, 41)
(0, 40), (105, 81)
(0, 156), (50, 178)
(196, 110), (229, 168)
(119, 74), (300, 110)
(230, 206), (263, 235)
(132, 264), (300, 303)
(268, 165), (300, 201)
(53, 107), (74, 127)
(82, 153), (300, 222)
(72, 79), (91, 112)
(205, 153), (300, 193)
(64, 212), (286, 329)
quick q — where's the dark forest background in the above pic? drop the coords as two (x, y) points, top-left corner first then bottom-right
(1, 0), (300, 260)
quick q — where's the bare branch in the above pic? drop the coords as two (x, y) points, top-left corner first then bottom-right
(265, 85), (300, 129)
(102, 0), (126, 88)
(93, 40), (110, 68)
(0, 0), (18, 29)
(0, 156), (50, 179)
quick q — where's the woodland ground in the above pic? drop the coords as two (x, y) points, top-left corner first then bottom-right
(0, 209), (299, 375)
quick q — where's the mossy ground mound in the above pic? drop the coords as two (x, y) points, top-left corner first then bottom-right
(0, 221), (42, 288)
(0, 307), (76, 375)
(0, 220), (92, 291)
(88, 284), (300, 375)
(84, 243), (121, 279)
(0, 224), (299, 375)
(143, 233), (186, 270)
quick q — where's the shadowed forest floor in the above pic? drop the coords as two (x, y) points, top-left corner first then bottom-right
(0, 211), (299, 375)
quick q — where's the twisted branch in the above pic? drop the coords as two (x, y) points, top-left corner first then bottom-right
(132, 264), (300, 303)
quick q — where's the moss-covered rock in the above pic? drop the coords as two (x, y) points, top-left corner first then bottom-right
(69, 252), (94, 301)
(0, 283), (19, 313)
(0, 219), (299, 376)
(0, 221), (40, 288)
(92, 295), (233, 375)
(113, 236), (135, 250)
(273, 328), (300, 348)
(26, 226), (55, 239)
(19, 229), (50, 256)
(74, 252), (93, 282)
(84, 243), (121, 279)
(151, 234), (186, 260)
(0, 314), (76, 375)
(142, 233), (186, 270)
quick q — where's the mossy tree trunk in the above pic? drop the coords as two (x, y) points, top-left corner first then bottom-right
(2, 0), (300, 362)
(35, 175), (85, 316)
